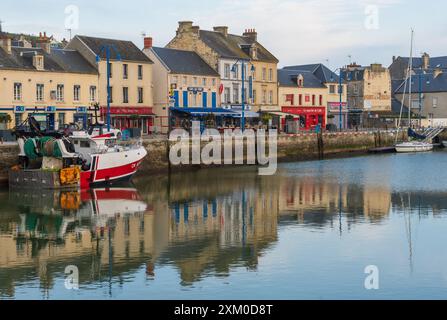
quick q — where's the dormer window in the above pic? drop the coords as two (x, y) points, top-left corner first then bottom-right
(33, 55), (44, 70)
(297, 74), (304, 87)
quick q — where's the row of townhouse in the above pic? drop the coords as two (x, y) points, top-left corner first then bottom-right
(2, 21), (445, 135)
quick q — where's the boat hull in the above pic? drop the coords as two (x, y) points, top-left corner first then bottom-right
(395, 142), (433, 153)
(80, 146), (147, 189)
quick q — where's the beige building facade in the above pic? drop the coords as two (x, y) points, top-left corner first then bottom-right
(144, 42), (220, 133)
(67, 35), (155, 135)
(167, 22), (279, 113)
(0, 32), (99, 131)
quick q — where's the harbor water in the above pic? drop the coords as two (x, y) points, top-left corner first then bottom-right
(1, 152), (447, 300)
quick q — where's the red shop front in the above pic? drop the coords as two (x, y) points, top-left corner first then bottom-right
(101, 106), (155, 135)
(281, 106), (326, 131)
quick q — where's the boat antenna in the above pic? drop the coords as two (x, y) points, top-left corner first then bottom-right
(408, 29), (414, 128)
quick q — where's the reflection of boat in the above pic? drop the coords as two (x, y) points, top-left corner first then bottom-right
(13, 187), (148, 240)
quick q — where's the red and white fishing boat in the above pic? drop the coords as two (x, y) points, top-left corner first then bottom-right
(70, 127), (147, 189)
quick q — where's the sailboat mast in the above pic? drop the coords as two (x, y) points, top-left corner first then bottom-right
(408, 29), (414, 127)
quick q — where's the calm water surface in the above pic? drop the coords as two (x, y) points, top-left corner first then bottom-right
(1, 152), (447, 300)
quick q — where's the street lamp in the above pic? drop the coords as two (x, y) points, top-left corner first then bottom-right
(96, 45), (121, 132)
(231, 59), (255, 131)
(331, 68), (348, 131)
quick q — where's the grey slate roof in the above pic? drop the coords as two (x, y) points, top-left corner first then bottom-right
(75, 35), (152, 63)
(0, 46), (97, 74)
(278, 69), (326, 88)
(397, 56), (447, 70)
(198, 30), (278, 63)
(152, 47), (219, 76)
(394, 72), (447, 93)
(283, 64), (340, 83)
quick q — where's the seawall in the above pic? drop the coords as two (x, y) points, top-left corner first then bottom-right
(0, 130), (404, 183)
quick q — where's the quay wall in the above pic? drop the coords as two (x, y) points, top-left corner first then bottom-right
(0, 131), (403, 183)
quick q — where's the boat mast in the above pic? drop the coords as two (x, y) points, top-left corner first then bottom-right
(408, 29), (414, 128)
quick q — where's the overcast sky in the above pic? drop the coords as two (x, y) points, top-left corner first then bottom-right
(1, 0), (445, 68)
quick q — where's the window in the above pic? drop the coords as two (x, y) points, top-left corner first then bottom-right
(233, 65), (239, 79)
(252, 89), (257, 104)
(299, 94), (303, 105)
(15, 113), (22, 128)
(36, 84), (44, 101)
(108, 63), (113, 78)
(411, 99), (419, 109)
(14, 83), (22, 101)
(433, 97), (438, 108)
(138, 65), (143, 80)
(262, 89), (267, 104)
(56, 84), (64, 102)
(305, 95), (310, 103)
(212, 78), (216, 86)
(262, 68), (266, 81)
(269, 68), (273, 81)
(90, 86), (97, 102)
(329, 85), (336, 94)
(58, 113), (65, 127)
(193, 77), (198, 85)
(73, 85), (80, 101)
(123, 64), (128, 79)
(172, 76), (178, 84)
(224, 87), (231, 103)
(354, 84), (359, 94)
(109, 86), (113, 103)
(285, 94), (294, 105)
(312, 95), (316, 106)
(138, 87), (144, 103)
(269, 90), (273, 104)
(202, 78), (207, 86)
(233, 84), (239, 103)
(123, 87), (129, 103)
(80, 140), (90, 148)
(183, 76), (188, 85)
(319, 95), (323, 106)
(224, 64), (231, 78)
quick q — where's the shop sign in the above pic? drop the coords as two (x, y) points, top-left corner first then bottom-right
(14, 106), (26, 113)
(46, 106), (57, 113)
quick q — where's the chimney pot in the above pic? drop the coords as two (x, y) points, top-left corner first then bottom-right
(213, 26), (228, 37)
(144, 37), (153, 49)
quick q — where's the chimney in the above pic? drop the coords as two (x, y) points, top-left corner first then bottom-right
(392, 56), (396, 63)
(177, 21), (193, 34)
(191, 26), (200, 35)
(243, 28), (258, 42)
(0, 33), (12, 54)
(422, 52), (430, 69)
(144, 36), (153, 49)
(37, 32), (51, 54)
(433, 67), (443, 78)
(213, 26), (228, 37)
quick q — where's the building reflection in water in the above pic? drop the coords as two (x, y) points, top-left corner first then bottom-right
(0, 166), (445, 298)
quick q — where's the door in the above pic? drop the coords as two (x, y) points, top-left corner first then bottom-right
(183, 91), (189, 108)
(47, 114), (55, 131)
(212, 92), (217, 108)
(202, 92), (208, 108)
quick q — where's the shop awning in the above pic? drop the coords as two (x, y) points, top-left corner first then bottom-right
(170, 107), (237, 116)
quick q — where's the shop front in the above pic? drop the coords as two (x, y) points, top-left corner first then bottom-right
(327, 102), (348, 129)
(281, 106), (326, 131)
(101, 107), (155, 135)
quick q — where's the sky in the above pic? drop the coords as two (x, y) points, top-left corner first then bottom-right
(1, 0), (446, 68)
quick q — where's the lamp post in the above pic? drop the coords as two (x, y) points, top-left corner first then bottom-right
(331, 67), (347, 131)
(96, 45), (121, 132)
(232, 59), (255, 132)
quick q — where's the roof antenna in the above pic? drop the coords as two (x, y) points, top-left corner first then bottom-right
(66, 28), (72, 41)
(0, 20), (4, 33)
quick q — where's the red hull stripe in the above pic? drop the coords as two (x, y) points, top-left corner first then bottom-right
(94, 160), (142, 182)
